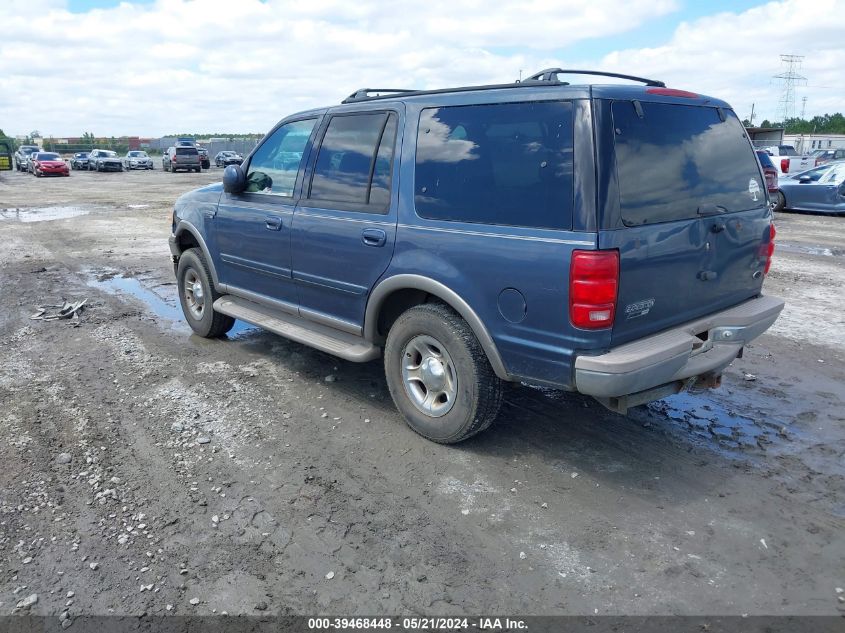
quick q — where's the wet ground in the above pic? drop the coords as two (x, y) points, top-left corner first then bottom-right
(0, 168), (843, 617)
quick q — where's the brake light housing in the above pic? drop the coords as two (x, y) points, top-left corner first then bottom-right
(781, 158), (789, 173)
(763, 223), (776, 275)
(570, 250), (619, 329)
(645, 88), (699, 99)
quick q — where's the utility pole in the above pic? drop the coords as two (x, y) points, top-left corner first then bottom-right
(773, 54), (806, 123)
(749, 103), (755, 126)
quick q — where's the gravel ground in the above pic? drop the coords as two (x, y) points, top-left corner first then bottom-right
(0, 167), (843, 619)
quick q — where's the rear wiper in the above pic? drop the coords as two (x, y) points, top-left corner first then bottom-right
(697, 203), (728, 216)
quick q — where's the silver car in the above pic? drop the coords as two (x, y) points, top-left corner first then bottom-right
(123, 150), (153, 170)
(777, 161), (845, 214)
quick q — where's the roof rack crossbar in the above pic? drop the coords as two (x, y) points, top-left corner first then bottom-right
(342, 88), (417, 104)
(524, 68), (666, 88)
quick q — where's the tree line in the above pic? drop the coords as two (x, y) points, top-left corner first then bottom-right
(744, 113), (845, 134)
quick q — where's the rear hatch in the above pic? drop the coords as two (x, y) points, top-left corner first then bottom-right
(175, 147), (199, 164)
(598, 98), (772, 345)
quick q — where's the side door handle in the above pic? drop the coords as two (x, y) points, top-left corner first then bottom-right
(361, 228), (387, 247)
(264, 215), (283, 231)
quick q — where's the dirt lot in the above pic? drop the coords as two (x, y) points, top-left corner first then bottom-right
(0, 167), (843, 619)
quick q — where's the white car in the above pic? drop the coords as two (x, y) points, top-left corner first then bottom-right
(123, 150), (154, 170)
(762, 145), (813, 176)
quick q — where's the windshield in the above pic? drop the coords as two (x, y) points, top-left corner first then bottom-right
(36, 153), (60, 161)
(128, 151), (146, 157)
(102, 151), (117, 157)
(613, 102), (765, 226)
(22, 147), (37, 154)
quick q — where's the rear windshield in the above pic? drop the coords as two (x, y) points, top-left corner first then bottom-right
(755, 150), (775, 170)
(176, 148), (198, 156)
(612, 102), (764, 226)
(778, 145), (798, 156)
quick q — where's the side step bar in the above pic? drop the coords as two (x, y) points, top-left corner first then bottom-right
(213, 296), (380, 363)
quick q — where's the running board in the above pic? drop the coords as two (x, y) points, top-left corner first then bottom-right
(213, 296), (380, 363)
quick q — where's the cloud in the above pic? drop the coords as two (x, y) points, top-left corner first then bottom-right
(0, 0), (677, 136)
(0, 0), (842, 137)
(596, 0), (845, 123)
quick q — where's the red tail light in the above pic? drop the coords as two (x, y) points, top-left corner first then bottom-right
(763, 223), (776, 275)
(781, 158), (789, 173)
(570, 250), (619, 329)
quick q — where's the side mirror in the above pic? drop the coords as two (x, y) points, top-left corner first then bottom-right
(798, 175), (812, 184)
(223, 164), (246, 193)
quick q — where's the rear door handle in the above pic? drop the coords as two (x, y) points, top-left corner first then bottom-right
(265, 215), (283, 231)
(362, 228), (387, 247)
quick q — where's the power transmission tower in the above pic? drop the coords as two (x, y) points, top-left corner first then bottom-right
(773, 54), (806, 123)
(800, 96), (807, 120)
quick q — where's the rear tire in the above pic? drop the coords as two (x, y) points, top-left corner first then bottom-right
(384, 303), (503, 443)
(176, 248), (234, 338)
(774, 190), (786, 212)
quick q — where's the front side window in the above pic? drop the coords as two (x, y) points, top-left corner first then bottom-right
(246, 118), (317, 196)
(308, 112), (398, 211)
(414, 101), (574, 229)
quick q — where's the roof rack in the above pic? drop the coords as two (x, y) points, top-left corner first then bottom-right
(523, 68), (665, 88)
(342, 88), (418, 104)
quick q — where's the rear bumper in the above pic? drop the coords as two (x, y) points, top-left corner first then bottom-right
(574, 295), (784, 399)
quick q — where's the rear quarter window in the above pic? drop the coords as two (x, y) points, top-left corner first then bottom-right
(612, 102), (765, 226)
(414, 101), (574, 230)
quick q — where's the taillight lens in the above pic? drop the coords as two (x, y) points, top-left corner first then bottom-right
(781, 158), (789, 173)
(763, 223), (776, 275)
(570, 250), (619, 329)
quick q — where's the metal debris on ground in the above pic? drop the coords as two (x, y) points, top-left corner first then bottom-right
(30, 298), (88, 325)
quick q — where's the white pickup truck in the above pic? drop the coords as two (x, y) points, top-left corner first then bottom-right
(762, 145), (813, 175)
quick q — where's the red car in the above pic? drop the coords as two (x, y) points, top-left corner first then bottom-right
(31, 152), (70, 177)
(755, 150), (778, 193)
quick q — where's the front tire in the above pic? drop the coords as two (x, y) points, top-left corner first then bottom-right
(384, 303), (503, 443)
(176, 248), (234, 338)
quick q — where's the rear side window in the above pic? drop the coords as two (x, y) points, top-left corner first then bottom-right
(308, 112), (398, 212)
(612, 102), (765, 226)
(414, 101), (574, 230)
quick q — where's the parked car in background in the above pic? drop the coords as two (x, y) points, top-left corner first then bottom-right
(30, 152), (70, 177)
(169, 68), (783, 443)
(756, 150), (779, 202)
(214, 151), (243, 167)
(163, 146), (201, 173)
(88, 149), (123, 172)
(123, 150), (153, 170)
(777, 161), (845, 214)
(762, 145), (813, 175)
(811, 148), (845, 166)
(70, 152), (90, 170)
(14, 145), (40, 171)
(197, 147), (210, 169)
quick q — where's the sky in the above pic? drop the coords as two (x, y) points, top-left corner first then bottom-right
(1, 0), (843, 138)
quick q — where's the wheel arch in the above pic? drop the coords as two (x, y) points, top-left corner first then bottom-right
(173, 222), (221, 289)
(365, 274), (511, 381)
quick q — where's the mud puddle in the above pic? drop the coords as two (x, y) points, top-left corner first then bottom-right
(0, 206), (92, 222)
(86, 269), (258, 336)
(640, 390), (794, 453)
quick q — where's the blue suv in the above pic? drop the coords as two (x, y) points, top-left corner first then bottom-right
(169, 68), (784, 443)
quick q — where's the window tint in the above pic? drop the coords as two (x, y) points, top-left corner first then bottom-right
(613, 103), (765, 226)
(246, 118), (317, 196)
(414, 101), (574, 230)
(176, 147), (198, 156)
(309, 112), (397, 211)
